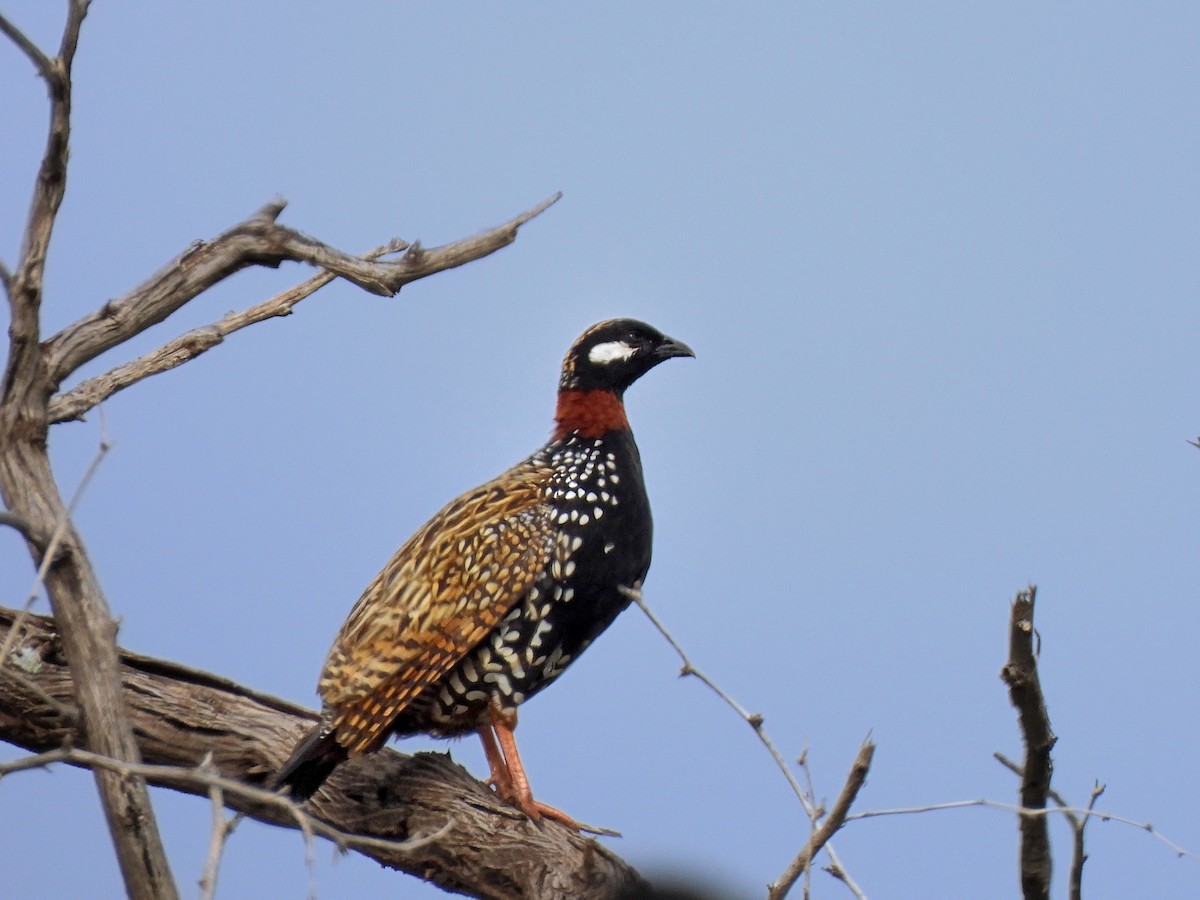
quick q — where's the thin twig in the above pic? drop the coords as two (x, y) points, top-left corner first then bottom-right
(1072, 781), (1106, 900)
(198, 753), (231, 900)
(622, 585), (866, 899)
(844, 798), (1197, 861)
(0, 746), (454, 859)
(796, 745), (818, 900)
(769, 742), (875, 900)
(0, 433), (110, 670)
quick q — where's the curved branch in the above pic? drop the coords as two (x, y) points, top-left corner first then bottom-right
(0, 606), (648, 900)
(43, 194), (561, 386)
(48, 238), (408, 423)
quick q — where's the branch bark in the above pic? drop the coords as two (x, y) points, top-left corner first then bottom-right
(994, 752), (1104, 900)
(1, 6), (179, 898)
(42, 193), (560, 391)
(47, 237), (407, 423)
(0, 606), (648, 900)
(999, 586), (1055, 900)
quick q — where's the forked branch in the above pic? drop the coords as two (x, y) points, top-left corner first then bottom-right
(995, 752), (1106, 900)
(43, 193), (560, 390)
(48, 237), (407, 423)
(768, 742), (875, 900)
(622, 585), (867, 899)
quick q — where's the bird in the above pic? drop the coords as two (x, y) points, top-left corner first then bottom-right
(275, 318), (693, 828)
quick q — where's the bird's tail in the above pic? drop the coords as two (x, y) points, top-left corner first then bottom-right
(273, 724), (349, 801)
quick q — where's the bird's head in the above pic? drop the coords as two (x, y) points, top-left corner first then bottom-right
(559, 318), (694, 395)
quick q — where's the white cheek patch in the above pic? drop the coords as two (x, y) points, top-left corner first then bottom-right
(588, 340), (637, 365)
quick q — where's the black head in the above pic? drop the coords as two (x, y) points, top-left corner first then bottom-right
(559, 318), (694, 394)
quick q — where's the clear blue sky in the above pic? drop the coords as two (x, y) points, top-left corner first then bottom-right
(3, 3), (1199, 898)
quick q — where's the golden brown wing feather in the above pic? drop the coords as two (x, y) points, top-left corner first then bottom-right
(318, 459), (556, 754)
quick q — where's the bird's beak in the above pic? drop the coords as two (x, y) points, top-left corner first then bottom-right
(655, 336), (695, 360)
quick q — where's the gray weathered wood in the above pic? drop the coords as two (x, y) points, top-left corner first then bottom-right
(0, 607), (648, 900)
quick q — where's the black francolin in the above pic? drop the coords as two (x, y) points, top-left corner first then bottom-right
(276, 318), (693, 828)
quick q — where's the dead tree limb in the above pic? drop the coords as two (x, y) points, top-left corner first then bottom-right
(768, 741), (875, 900)
(994, 752), (1105, 900)
(0, 5), (180, 898)
(999, 586), (1056, 900)
(46, 236), (409, 424)
(43, 192), (560, 398)
(0, 606), (648, 900)
(622, 585), (865, 897)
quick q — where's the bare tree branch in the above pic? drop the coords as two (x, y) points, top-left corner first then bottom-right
(621, 585), (866, 899)
(0, 431), (107, 675)
(196, 754), (231, 900)
(0, 13), (54, 80)
(0, 605), (649, 899)
(843, 795), (1199, 862)
(1000, 586), (1055, 900)
(0, 5), (179, 897)
(0, 511), (52, 552)
(0, 746), (456, 867)
(768, 742), (875, 900)
(56, 0), (91, 70)
(42, 193), (560, 387)
(995, 752), (1106, 900)
(48, 237), (407, 423)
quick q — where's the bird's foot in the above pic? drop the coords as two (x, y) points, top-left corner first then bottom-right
(504, 789), (621, 836)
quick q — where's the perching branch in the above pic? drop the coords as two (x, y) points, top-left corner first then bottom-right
(0, 606), (648, 900)
(999, 586), (1055, 900)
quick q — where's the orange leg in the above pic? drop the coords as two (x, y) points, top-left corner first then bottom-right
(479, 700), (584, 831)
(475, 724), (513, 797)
